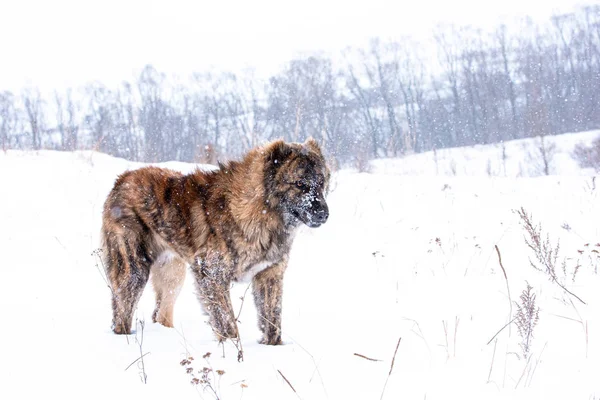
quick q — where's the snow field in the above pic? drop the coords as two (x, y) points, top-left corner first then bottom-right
(0, 131), (599, 399)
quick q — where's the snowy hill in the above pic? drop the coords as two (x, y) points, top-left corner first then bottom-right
(1, 131), (599, 400)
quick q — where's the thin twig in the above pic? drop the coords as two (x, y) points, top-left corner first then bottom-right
(550, 313), (582, 324)
(486, 317), (517, 345)
(453, 316), (460, 358)
(526, 342), (547, 388)
(235, 283), (252, 321)
(308, 356), (323, 384)
(495, 245), (513, 335)
(585, 321), (589, 359)
(124, 352), (151, 371)
(231, 337), (244, 363)
(278, 370), (301, 399)
(550, 273), (586, 305)
(135, 319), (148, 383)
(487, 339), (497, 383)
(442, 320), (449, 359)
(92, 249), (111, 290)
(514, 353), (532, 389)
(54, 236), (68, 251)
(353, 353), (382, 362)
(402, 317), (431, 356)
(380, 337), (402, 400)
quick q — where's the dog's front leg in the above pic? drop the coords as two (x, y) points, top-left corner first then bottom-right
(192, 261), (239, 342)
(252, 260), (287, 345)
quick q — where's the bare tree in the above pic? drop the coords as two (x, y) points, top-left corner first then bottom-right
(434, 24), (464, 147)
(496, 24), (519, 139)
(115, 82), (140, 160)
(138, 65), (175, 162)
(343, 50), (383, 158)
(55, 89), (79, 151)
(22, 88), (45, 150)
(2, 4), (600, 166)
(0, 91), (17, 151)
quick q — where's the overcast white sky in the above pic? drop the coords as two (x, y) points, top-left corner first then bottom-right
(0, 0), (592, 92)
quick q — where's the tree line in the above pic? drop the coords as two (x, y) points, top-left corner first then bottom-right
(1, 5), (600, 167)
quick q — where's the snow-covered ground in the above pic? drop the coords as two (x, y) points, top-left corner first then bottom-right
(1, 131), (599, 399)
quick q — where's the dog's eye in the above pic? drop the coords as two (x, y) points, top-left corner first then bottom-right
(295, 180), (309, 190)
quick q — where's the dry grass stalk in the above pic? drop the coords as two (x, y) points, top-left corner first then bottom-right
(495, 245), (513, 335)
(278, 369), (301, 399)
(380, 336), (402, 400)
(487, 317), (517, 345)
(487, 338), (498, 383)
(515, 207), (586, 304)
(353, 353), (382, 362)
(515, 282), (540, 359)
(131, 319), (148, 383)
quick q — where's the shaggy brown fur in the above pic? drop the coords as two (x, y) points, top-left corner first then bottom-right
(101, 138), (330, 345)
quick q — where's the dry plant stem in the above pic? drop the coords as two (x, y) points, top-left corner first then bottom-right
(453, 316), (459, 358)
(135, 319), (148, 384)
(502, 343), (509, 388)
(515, 282), (539, 358)
(235, 283), (252, 321)
(308, 356), (324, 384)
(487, 339), (498, 383)
(516, 208), (586, 305)
(380, 337), (402, 400)
(92, 249), (111, 289)
(125, 351), (151, 371)
(442, 320), (450, 359)
(568, 297), (584, 322)
(495, 245), (513, 335)
(514, 354), (533, 389)
(354, 353), (382, 362)
(231, 337), (244, 363)
(551, 313), (581, 323)
(487, 317), (517, 345)
(550, 272), (586, 304)
(585, 321), (589, 359)
(403, 317), (431, 356)
(564, 298), (589, 358)
(525, 342), (547, 388)
(204, 357), (221, 400)
(278, 370), (301, 399)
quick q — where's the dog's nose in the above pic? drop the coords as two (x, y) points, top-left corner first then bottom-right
(314, 207), (328, 224)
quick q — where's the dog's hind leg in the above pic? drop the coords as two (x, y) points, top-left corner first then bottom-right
(252, 261), (287, 345)
(151, 252), (186, 328)
(103, 228), (153, 335)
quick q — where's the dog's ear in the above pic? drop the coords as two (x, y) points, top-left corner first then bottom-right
(265, 139), (292, 166)
(304, 137), (322, 155)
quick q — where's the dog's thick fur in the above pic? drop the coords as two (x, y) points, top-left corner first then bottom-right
(101, 138), (330, 345)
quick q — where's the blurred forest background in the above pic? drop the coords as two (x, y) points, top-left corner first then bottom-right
(1, 5), (600, 167)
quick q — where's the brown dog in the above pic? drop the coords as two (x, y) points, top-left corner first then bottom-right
(101, 138), (330, 345)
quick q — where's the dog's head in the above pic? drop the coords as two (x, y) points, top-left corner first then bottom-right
(264, 138), (330, 228)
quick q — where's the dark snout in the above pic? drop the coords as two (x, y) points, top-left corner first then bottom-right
(314, 205), (329, 224)
(311, 199), (329, 226)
